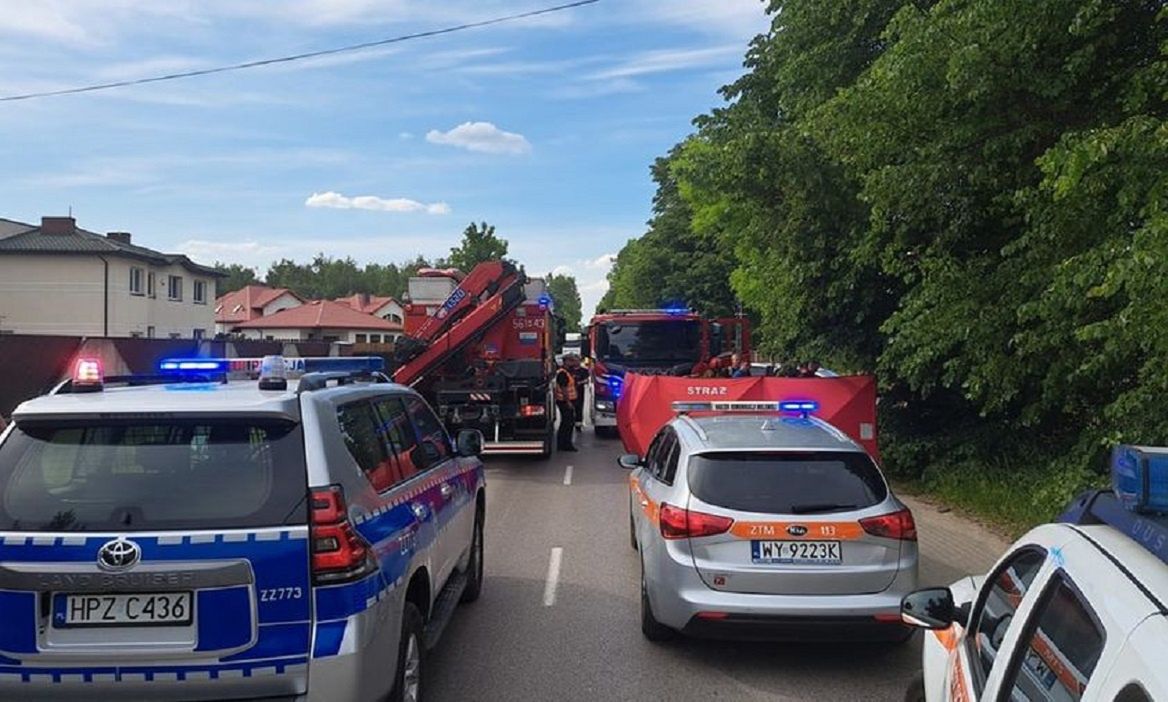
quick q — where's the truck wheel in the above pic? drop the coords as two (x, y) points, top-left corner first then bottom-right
(390, 603), (425, 702)
(460, 508), (484, 603)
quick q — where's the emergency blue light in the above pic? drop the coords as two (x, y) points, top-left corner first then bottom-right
(538, 294), (552, 309)
(663, 307), (689, 315)
(160, 356), (385, 376)
(608, 376), (623, 399)
(1111, 444), (1168, 515)
(779, 400), (819, 414)
(159, 359), (229, 373)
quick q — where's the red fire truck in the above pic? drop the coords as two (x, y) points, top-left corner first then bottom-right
(583, 309), (750, 437)
(393, 261), (561, 457)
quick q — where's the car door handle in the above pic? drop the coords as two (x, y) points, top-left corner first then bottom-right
(440, 483), (454, 499)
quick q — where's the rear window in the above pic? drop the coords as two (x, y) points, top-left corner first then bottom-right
(687, 451), (887, 514)
(0, 418), (308, 532)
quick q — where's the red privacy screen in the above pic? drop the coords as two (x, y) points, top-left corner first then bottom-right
(615, 374), (879, 461)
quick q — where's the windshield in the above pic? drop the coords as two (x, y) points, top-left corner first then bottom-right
(0, 418), (308, 532)
(597, 320), (701, 365)
(688, 451), (887, 514)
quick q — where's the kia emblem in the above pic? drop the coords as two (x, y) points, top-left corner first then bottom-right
(786, 524), (808, 537)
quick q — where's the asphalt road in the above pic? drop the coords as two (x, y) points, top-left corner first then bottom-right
(428, 430), (1007, 702)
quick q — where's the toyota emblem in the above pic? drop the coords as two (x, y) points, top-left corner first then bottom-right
(786, 524), (808, 537)
(97, 538), (141, 572)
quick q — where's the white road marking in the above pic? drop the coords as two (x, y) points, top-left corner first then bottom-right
(563, 464), (573, 486)
(543, 547), (563, 607)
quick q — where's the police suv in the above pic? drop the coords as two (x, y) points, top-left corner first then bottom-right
(901, 445), (1168, 701)
(0, 356), (486, 702)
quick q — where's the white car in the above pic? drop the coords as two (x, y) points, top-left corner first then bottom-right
(901, 445), (1168, 701)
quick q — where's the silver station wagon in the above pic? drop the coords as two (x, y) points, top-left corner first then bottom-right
(622, 403), (919, 642)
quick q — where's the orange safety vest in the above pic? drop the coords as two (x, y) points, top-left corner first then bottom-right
(554, 368), (578, 402)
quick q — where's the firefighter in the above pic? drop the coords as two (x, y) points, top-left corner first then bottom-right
(565, 354), (589, 432)
(554, 355), (579, 452)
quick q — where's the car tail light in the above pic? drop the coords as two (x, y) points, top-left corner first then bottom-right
(520, 404), (545, 417)
(660, 503), (734, 540)
(311, 486), (377, 583)
(860, 508), (917, 541)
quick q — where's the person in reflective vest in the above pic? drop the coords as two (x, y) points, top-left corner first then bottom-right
(554, 357), (579, 452)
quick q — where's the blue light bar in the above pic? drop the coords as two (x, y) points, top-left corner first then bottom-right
(608, 375), (623, 399)
(161, 356), (385, 376)
(159, 359), (229, 373)
(779, 400), (819, 414)
(1111, 445), (1168, 515)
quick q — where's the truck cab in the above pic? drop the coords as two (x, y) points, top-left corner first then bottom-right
(584, 309), (749, 437)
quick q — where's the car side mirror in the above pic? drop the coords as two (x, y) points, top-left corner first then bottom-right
(456, 429), (485, 458)
(617, 454), (641, 470)
(901, 587), (957, 630)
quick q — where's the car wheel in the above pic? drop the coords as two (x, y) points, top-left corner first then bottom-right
(903, 671), (925, 702)
(640, 560), (673, 642)
(460, 509), (484, 603)
(390, 603), (425, 702)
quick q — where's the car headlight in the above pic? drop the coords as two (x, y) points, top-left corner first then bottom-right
(595, 401), (614, 412)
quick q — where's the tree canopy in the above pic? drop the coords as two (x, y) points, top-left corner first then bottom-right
(213, 262), (260, 297)
(605, 0), (1168, 523)
(445, 221), (509, 273)
(546, 273), (582, 332)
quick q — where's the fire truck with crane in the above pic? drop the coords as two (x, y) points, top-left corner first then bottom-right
(583, 308), (750, 437)
(392, 261), (562, 457)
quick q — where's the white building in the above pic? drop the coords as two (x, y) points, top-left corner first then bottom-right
(0, 216), (221, 339)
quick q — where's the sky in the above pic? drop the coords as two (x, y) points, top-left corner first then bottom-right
(0, 0), (771, 316)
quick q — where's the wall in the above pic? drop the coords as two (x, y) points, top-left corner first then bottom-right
(261, 292), (302, 317)
(112, 258), (215, 339)
(0, 335), (348, 418)
(0, 255), (215, 338)
(0, 256), (105, 335)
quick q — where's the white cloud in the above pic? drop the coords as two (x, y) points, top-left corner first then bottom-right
(305, 191), (451, 215)
(589, 46), (743, 81)
(551, 264), (574, 277)
(586, 253), (617, 269)
(425, 121), (531, 155)
(179, 240), (281, 266)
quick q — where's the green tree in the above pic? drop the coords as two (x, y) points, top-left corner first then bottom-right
(545, 273), (582, 332)
(604, 152), (740, 317)
(445, 222), (509, 272)
(213, 262), (260, 297)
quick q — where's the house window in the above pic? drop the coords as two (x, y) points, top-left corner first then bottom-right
(168, 275), (183, 301)
(147, 326), (155, 338)
(193, 280), (207, 305)
(147, 272), (156, 298)
(129, 267), (144, 295)
(368, 334), (381, 343)
(355, 334), (367, 343)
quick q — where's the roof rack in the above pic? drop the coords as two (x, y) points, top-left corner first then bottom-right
(1058, 489), (1168, 570)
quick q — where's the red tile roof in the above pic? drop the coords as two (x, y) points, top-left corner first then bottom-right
(232, 299), (403, 331)
(334, 294), (399, 315)
(215, 285), (302, 324)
